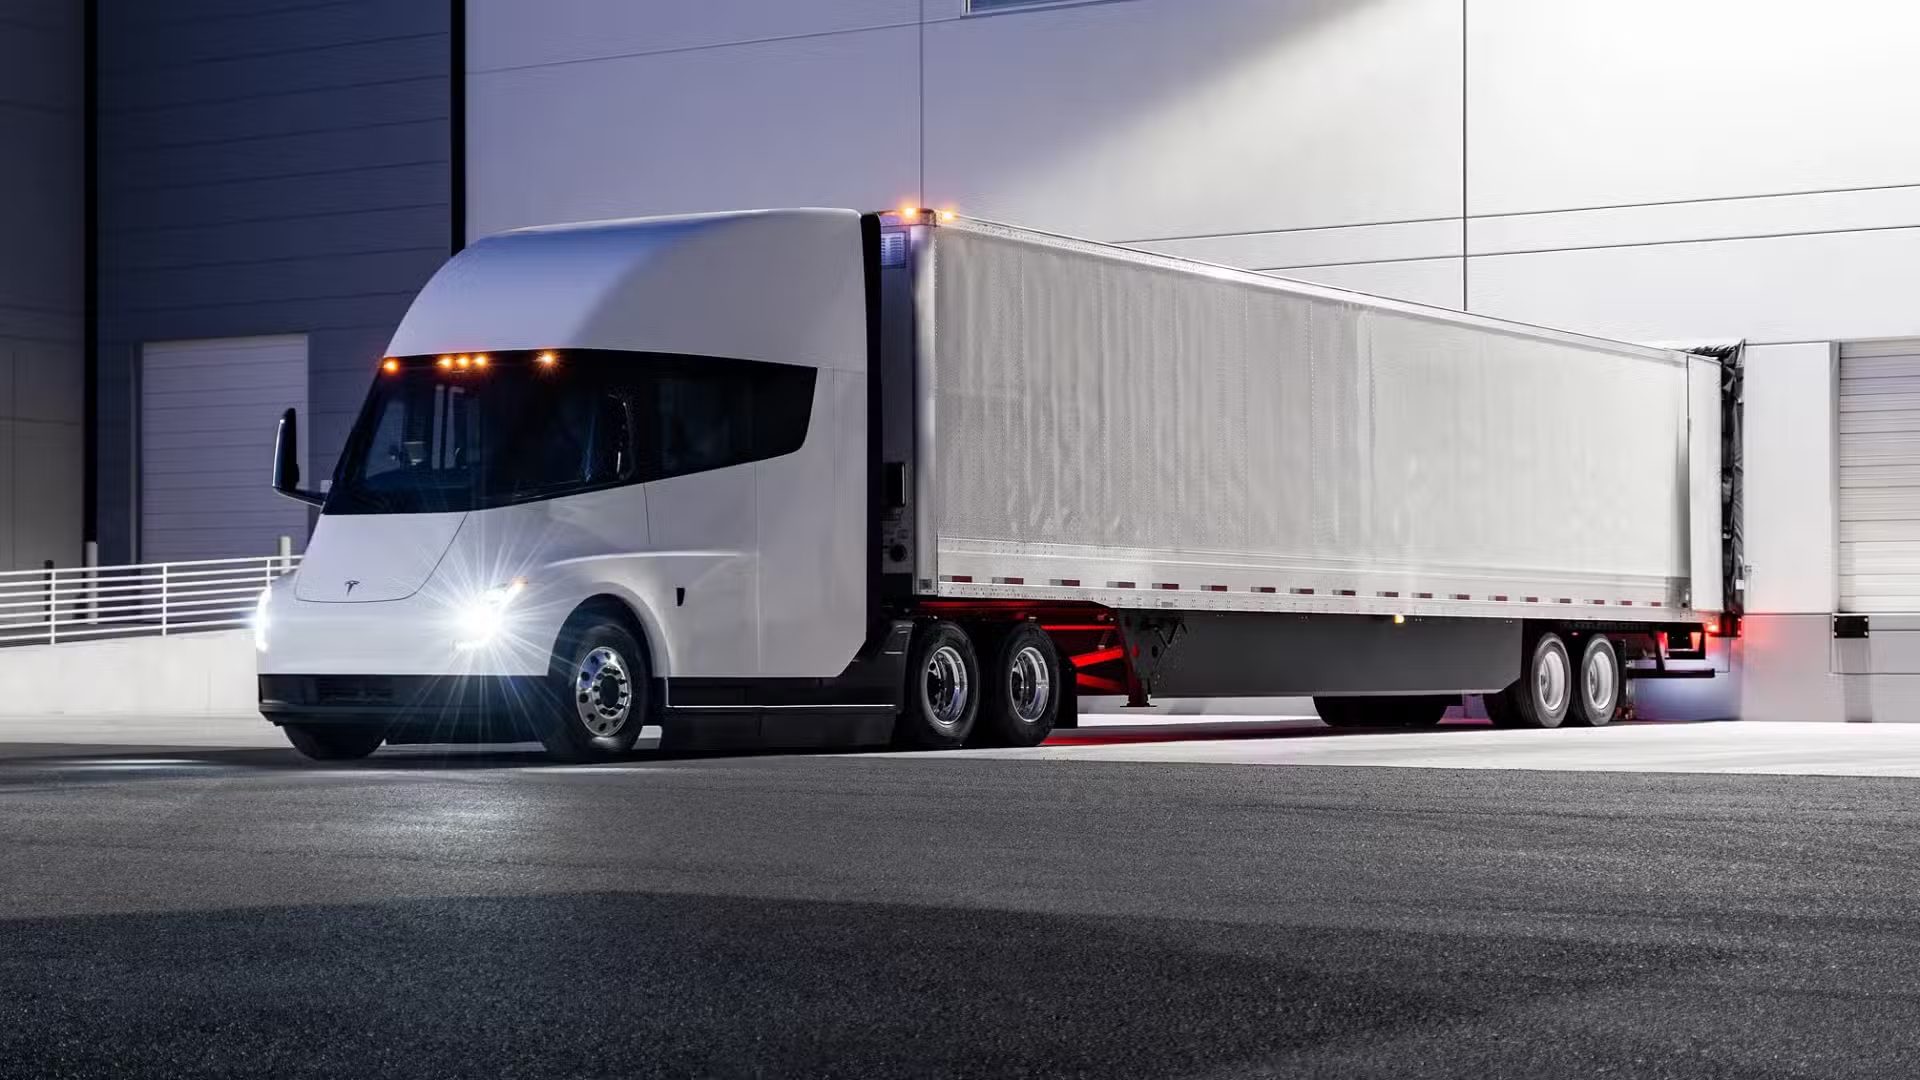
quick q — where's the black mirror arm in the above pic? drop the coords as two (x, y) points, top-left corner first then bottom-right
(272, 407), (327, 506)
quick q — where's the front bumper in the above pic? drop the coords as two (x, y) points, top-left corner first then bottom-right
(259, 674), (554, 743)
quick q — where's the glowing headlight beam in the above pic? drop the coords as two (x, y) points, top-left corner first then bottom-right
(454, 578), (527, 650)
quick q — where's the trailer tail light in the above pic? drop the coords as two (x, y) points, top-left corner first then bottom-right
(1705, 618), (1720, 636)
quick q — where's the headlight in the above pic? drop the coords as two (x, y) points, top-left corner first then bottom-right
(454, 579), (526, 650)
(253, 586), (272, 653)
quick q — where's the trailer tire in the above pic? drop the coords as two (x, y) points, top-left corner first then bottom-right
(1392, 695), (1453, 727)
(1487, 632), (1572, 729)
(1570, 634), (1621, 727)
(283, 723), (383, 761)
(897, 621), (980, 749)
(541, 620), (650, 762)
(976, 623), (1062, 747)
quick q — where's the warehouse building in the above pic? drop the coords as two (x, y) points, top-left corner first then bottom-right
(2, 0), (1915, 719)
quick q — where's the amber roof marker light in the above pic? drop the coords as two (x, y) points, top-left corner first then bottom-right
(380, 358), (399, 374)
(536, 351), (559, 367)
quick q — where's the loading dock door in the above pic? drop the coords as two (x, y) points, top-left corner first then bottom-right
(1838, 339), (1920, 613)
(140, 335), (309, 563)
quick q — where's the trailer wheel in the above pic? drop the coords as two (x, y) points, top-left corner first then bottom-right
(1487, 633), (1572, 729)
(976, 623), (1062, 747)
(541, 620), (650, 762)
(897, 621), (980, 749)
(1570, 635), (1621, 727)
(283, 723), (383, 761)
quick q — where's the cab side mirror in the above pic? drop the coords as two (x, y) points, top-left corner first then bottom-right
(272, 407), (325, 506)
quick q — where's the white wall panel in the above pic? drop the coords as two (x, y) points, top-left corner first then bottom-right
(466, 0), (917, 71)
(1469, 0), (1920, 215)
(1472, 186), (1920, 258)
(924, 0), (1461, 242)
(466, 27), (919, 238)
(1743, 343), (1836, 615)
(1267, 258), (1464, 311)
(1470, 230), (1920, 346)
(1133, 219), (1460, 273)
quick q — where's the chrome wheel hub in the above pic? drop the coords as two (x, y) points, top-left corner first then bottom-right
(1584, 647), (1616, 712)
(1007, 644), (1052, 724)
(1536, 646), (1569, 715)
(575, 646), (633, 737)
(922, 644), (970, 730)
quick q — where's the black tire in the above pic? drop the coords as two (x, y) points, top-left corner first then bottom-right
(542, 620), (650, 762)
(1486, 632), (1572, 729)
(896, 621), (980, 749)
(1314, 696), (1373, 728)
(283, 723), (383, 761)
(1570, 634), (1621, 727)
(975, 623), (1063, 747)
(1390, 695), (1454, 727)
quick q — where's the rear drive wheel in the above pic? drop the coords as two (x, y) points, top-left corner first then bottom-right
(1570, 634), (1621, 727)
(1315, 696), (1373, 728)
(896, 621), (979, 749)
(1487, 633), (1572, 729)
(976, 623), (1062, 747)
(542, 621), (650, 762)
(283, 723), (383, 761)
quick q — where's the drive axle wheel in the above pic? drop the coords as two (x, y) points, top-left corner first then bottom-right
(1487, 632), (1572, 729)
(975, 623), (1062, 747)
(897, 621), (979, 750)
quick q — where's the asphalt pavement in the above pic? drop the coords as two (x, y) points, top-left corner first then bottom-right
(7, 726), (1920, 1078)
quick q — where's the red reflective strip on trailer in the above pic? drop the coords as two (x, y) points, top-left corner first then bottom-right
(1292, 588), (1315, 595)
(944, 575), (973, 584)
(1153, 583), (1179, 591)
(1335, 589), (1357, 597)
(1491, 595), (1509, 602)
(1619, 600), (1634, 607)
(1050, 579), (1081, 587)
(1040, 623), (1114, 632)
(1650, 601), (1663, 608)
(1205, 585), (1228, 592)
(1072, 646), (1127, 669)
(993, 577), (1024, 585)
(1558, 598), (1573, 604)
(1253, 586), (1277, 594)
(1524, 596), (1540, 603)
(1590, 599), (1607, 605)
(1109, 581), (1136, 589)
(1378, 591), (1400, 598)
(1415, 592), (1433, 599)
(1451, 594), (1471, 601)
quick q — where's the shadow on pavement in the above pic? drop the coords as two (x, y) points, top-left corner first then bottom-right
(0, 889), (1777, 1080)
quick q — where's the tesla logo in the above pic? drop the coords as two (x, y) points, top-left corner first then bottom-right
(344, 580), (360, 595)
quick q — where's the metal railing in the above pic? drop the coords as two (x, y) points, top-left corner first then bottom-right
(0, 552), (302, 647)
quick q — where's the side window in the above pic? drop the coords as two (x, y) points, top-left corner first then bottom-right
(587, 392), (634, 484)
(641, 359), (817, 482)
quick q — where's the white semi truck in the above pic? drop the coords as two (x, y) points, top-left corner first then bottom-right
(256, 208), (1739, 761)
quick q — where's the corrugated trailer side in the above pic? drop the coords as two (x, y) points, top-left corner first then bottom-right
(912, 217), (1719, 627)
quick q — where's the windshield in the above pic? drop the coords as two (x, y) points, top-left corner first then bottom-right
(325, 350), (814, 515)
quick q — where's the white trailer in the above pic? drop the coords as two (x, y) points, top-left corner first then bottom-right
(256, 208), (1738, 761)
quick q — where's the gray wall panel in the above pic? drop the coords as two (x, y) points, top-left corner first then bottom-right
(96, 0), (450, 563)
(0, 6), (80, 571)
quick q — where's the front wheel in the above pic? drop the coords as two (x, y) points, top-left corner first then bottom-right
(542, 621), (650, 762)
(283, 723), (383, 762)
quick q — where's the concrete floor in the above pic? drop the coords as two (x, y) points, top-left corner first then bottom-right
(13, 714), (1920, 1076)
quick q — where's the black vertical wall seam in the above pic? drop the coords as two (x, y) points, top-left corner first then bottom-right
(82, 0), (99, 548)
(449, 0), (466, 253)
